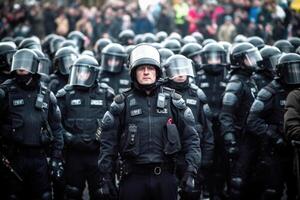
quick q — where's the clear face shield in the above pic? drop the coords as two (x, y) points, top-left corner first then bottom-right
(243, 47), (263, 69)
(69, 65), (98, 87)
(165, 57), (194, 79)
(38, 58), (51, 75)
(57, 54), (78, 75)
(11, 53), (38, 74)
(101, 54), (125, 73)
(280, 62), (300, 85)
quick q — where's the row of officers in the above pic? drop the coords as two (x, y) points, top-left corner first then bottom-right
(0, 34), (300, 200)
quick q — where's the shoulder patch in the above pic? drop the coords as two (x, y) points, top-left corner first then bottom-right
(257, 88), (273, 102)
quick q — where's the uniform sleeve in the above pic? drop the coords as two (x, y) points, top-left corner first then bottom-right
(219, 80), (243, 137)
(48, 92), (64, 158)
(247, 88), (273, 137)
(98, 94), (124, 174)
(284, 89), (300, 142)
(171, 94), (201, 172)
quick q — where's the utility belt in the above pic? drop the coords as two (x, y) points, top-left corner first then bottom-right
(120, 162), (176, 179)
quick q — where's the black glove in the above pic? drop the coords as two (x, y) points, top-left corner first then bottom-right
(180, 170), (196, 193)
(224, 132), (238, 158)
(98, 175), (118, 199)
(50, 158), (64, 181)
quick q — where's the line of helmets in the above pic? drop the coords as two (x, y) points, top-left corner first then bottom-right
(1, 30), (300, 90)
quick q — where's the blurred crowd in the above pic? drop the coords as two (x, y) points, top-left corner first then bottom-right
(0, 0), (300, 47)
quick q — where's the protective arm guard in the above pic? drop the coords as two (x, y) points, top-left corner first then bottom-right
(98, 94), (125, 174)
(171, 92), (201, 172)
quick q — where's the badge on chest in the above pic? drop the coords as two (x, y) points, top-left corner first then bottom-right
(71, 99), (82, 106)
(91, 99), (103, 106)
(13, 99), (24, 106)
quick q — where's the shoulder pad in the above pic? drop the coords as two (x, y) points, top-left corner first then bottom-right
(250, 99), (264, 113)
(222, 92), (238, 106)
(161, 86), (175, 97)
(63, 84), (73, 91)
(257, 88), (273, 102)
(190, 83), (198, 91)
(0, 79), (15, 92)
(196, 88), (208, 104)
(183, 107), (196, 125)
(110, 94), (125, 115)
(101, 111), (115, 129)
(50, 91), (57, 104)
(99, 82), (110, 89)
(49, 74), (58, 79)
(56, 88), (67, 98)
(225, 80), (242, 93)
(172, 93), (187, 110)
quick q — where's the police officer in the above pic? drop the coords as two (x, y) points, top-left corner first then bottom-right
(56, 55), (114, 200)
(273, 40), (295, 53)
(94, 38), (112, 64)
(67, 31), (85, 53)
(98, 44), (201, 200)
(197, 42), (229, 199)
(0, 42), (16, 83)
(118, 29), (135, 46)
(253, 45), (282, 91)
(48, 47), (79, 95)
(219, 42), (262, 199)
(164, 54), (213, 199)
(180, 43), (203, 76)
(99, 43), (130, 94)
(248, 53), (300, 200)
(0, 49), (64, 199)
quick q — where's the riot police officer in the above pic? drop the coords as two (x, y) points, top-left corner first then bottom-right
(219, 42), (262, 199)
(164, 54), (213, 199)
(253, 45), (282, 91)
(94, 38), (112, 64)
(0, 49), (64, 199)
(118, 29), (135, 46)
(98, 44), (201, 200)
(99, 43), (130, 94)
(0, 42), (16, 83)
(180, 43), (203, 76)
(273, 40), (295, 53)
(198, 42), (229, 199)
(56, 55), (114, 200)
(67, 31), (85, 53)
(248, 53), (300, 200)
(48, 47), (79, 95)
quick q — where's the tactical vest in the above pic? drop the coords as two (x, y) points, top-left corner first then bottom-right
(2, 81), (50, 146)
(99, 69), (131, 94)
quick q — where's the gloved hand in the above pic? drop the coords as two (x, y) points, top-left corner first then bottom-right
(180, 170), (196, 193)
(98, 175), (118, 199)
(224, 132), (238, 158)
(50, 158), (64, 181)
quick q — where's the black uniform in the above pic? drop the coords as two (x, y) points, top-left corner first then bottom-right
(0, 78), (64, 199)
(49, 73), (69, 95)
(252, 72), (273, 91)
(56, 83), (114, 199)
(247, 80), (297, 199)
(99, 69), (131, 94)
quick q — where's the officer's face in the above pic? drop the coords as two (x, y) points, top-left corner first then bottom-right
(173, 75), (187, 83)
(77, 71), (91, 81)
(16, 69), (30, 75)
(136, 65), (157, 85)
(108, 58), (120, 67)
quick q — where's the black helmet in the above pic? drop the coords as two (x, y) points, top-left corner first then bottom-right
(201, 43), (228, 73)
(60, 40), (77, 50)
(257, 45), (281, 72)
(276, 53), (300, 85)
(202, 38), (217, 46)
(0, 42), (17, 70)
(69, 55), (100, 87)
(101, 43), (127, 73)
(67, 31), (85, 52)
(50, 36), (65, 56)
(150, 43), (162, 50)
(159, 48), (174, 65)
(296, 46), (300, 55)
(230, 42), (262, 70)
(1, 36), (14, 42)
(288, 37), (300, 50)
(143, 33), (156, 43)
(54, 47), (79, 75)
(32, 49), (51, 76)
(94, 38), (112, 55)
(192, 32), (204, 44)
(273, 40), (295, 53)
(118, 29), (135, 46)
(19, 37), (42, 50)
(11, 49), (39, 74)
(134, 34), (143, 44)
(42, 34), (57, 56)
(233, 34), (247, 44)
(81, 50), (95, 57)
(168, 32), (182, 42)
(129, 44), (161, 79)
(162, 39), (181, 54)
(164, 54), (194, 79)
(14, 36), (24, 47)
(180, 43), (202, 72)
(156, 31), (168, 43)
(247, 36), (265, 50)
(182, 35), (197, 45)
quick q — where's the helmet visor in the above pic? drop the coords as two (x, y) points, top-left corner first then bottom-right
(201, 51), (227, 65)
(280, 62), (300, 85)
(38, 58), (51, 75)
(57, 54), (77, 75)
(165, 57), (194, 79)
(101, 54), (125, 73)
(69, 65), (98, 87)
(11, 53), (38, 73)
(269, 54), (281, 70)
(243, 48), (262, 68)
